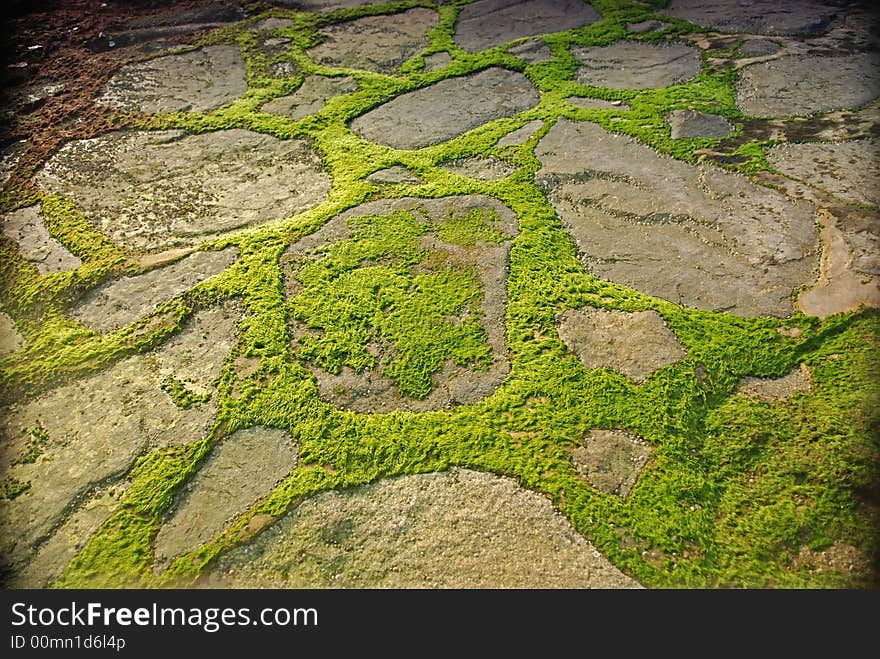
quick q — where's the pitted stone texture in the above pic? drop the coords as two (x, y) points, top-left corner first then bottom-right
(737, 363), (812, 401)
(737, 38), (782, 57)
(351, 68), (539, 150)
(306, 8), (437, 73)
(572, 429), (652, 498)
(453, 0), (601, 52)
(573, 41), (701, 89)
(36, 129), (330, 251)
(71, 248), (238, 334)
(557, 308), (686, 382)
(202, 469), (642, 588)
(508, 39), (553, 64)
(535, 120), (818, 317)
(663, 0), (845, 36)
(366, 166), (421, 184)
(666, 109), (734, 139)
(568, 97), (629, 111)
(441, 156), (516, 181)
(97, 45), (247, 113)
(0, 312), (24, 356)
(262, 75), (357, 120)
(0, 140), (25, 187)
(496, 120), (543, 146)
(154, 427), (298, 562)
(737, 54), (880, 117)
(286, 195), (517, 413)
(766, 139), (880, 208)
(423, 52), (452, 71)
(2, 205), (82, 274)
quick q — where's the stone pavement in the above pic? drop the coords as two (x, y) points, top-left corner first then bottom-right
(0, 0), (877, 589)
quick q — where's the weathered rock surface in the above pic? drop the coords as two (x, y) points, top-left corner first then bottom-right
(154, 427), (298, 562)
(766, 139), (880, 208)
(97, 45), (247, 113)
(495, 119), (544, 146)
(351, 68), (539, 150)
(366, 166), (421, 184)
(202, 469), (641, 588)
(307, 8), (437, 73)
(666, 109), (734, 139)
(567, 97), (629, 111)
(36, 129), (331, 251)
(508, 39), (553, 64)
(453, 0), (600, 52)
(627, 19), (668, 34)
(71, 249), (238, 334)
(663, 0), (845, 36)
(737, 38), (782, 57)
(267, 0), (376, 12)
(573, 41), (701, 89)
(0, 312), (24, 356)
(423, 51), (452, 71)
(2, 205), (82, 274)
(535, 120), (818, 317)
(262, 75), (357, 120)
(737, 363), (812, 401)
(441, 156), (516, 181)
(572, 429), (652, 498)
(557, 308), (686, 382)
(737, 53), (880, 117)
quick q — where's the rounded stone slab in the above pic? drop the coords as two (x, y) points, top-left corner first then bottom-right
(306, 8), (437, 73)
(2, 205), (82, 275)
(766, 139), (880, 208)
(663, 0), (846, 36)
(201, 468), (641, 588)
(573, 41), (701, 89)
(557, 308), (687, 383)
(736, 53), (880, 117)
(154, 427), (298, 563)
(0, 311), (24, 356)
(36, 129), (331, 251)
(666, 109), (734, 139)
(453, 0), (601, 52)
(71, 248), (239, 334)
(351, 67), (540, 150)
(261, 75), (357, 120)
(535, 119), (818, 317)
(571, 429), (653, 498)
(97, 45), (247, 114)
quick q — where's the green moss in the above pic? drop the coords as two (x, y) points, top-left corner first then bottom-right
(12, 423), (50, 465)
(1, 476), (31, 500)
(160, 376), (212, 409)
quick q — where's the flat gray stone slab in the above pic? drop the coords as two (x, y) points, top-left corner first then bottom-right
(557, 308), (686, 382)
(567, 97), (629, 111)
(154, 427), (298, 562)
(737, 38), (782, 57)
(37, 129), (331, 251)
(496, 119), (544, 146)
(202, 468), (642, 588)
(573, 41), (701, 89)
(535, 120), (818, 317)
(0, 311), (24, 356)
(767, 139), (880, 208)
(423, 51), (452, 71)
(262, 75), (357, 120)
(366, 165), (421, 184)
(2, 205), (82, 274)
(666, 109), (734, 139)
(353, 68), (539, 150)
(307, 8), (437, 73)
(663, 0), (845, 36)
(286, 195), (517, 412)
(627, 19), (668, 33)
(97, 45), (247, 113)
(572, 429), (652, 498)
(737, 53), (880, 117)
(737, 363), (812, 401)
(508, 39), (553, 64)
(453, 0), (601, 52)
(71, 248), (238, 334)
(441, 156), (516, 181)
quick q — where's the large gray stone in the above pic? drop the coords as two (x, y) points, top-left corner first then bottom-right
(97, 45), (247, 113)
(737, 53), (880, 117)
(262, 75), (357, 120)
(202, 469), (642, 588)
(154, 427), (298, 562)
(2, 205), (82, 274)
(766, 139), (880, 208)
(454, 0), (601, 52)
(663, 0), (846, 36)
(573, 41), (701, 89)
(71, 248), (238, 334)
(36, 129), (331, 251)
(307, 8), (437, 73)
(666, 109), (734, 139)
(351, 68), (539, 150)
(535, 120), (818, 317)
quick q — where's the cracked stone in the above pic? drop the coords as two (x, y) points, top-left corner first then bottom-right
(666, 109), (734, 139)
(2, 205), (82, 274)
(737, 363), (813, 401)
(351, 67), (539, 150)
(36, 129), (331, 251)
(573, 41), (702, 89)
(572, 429), (652, 498)
(262, 75), (357, 120)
